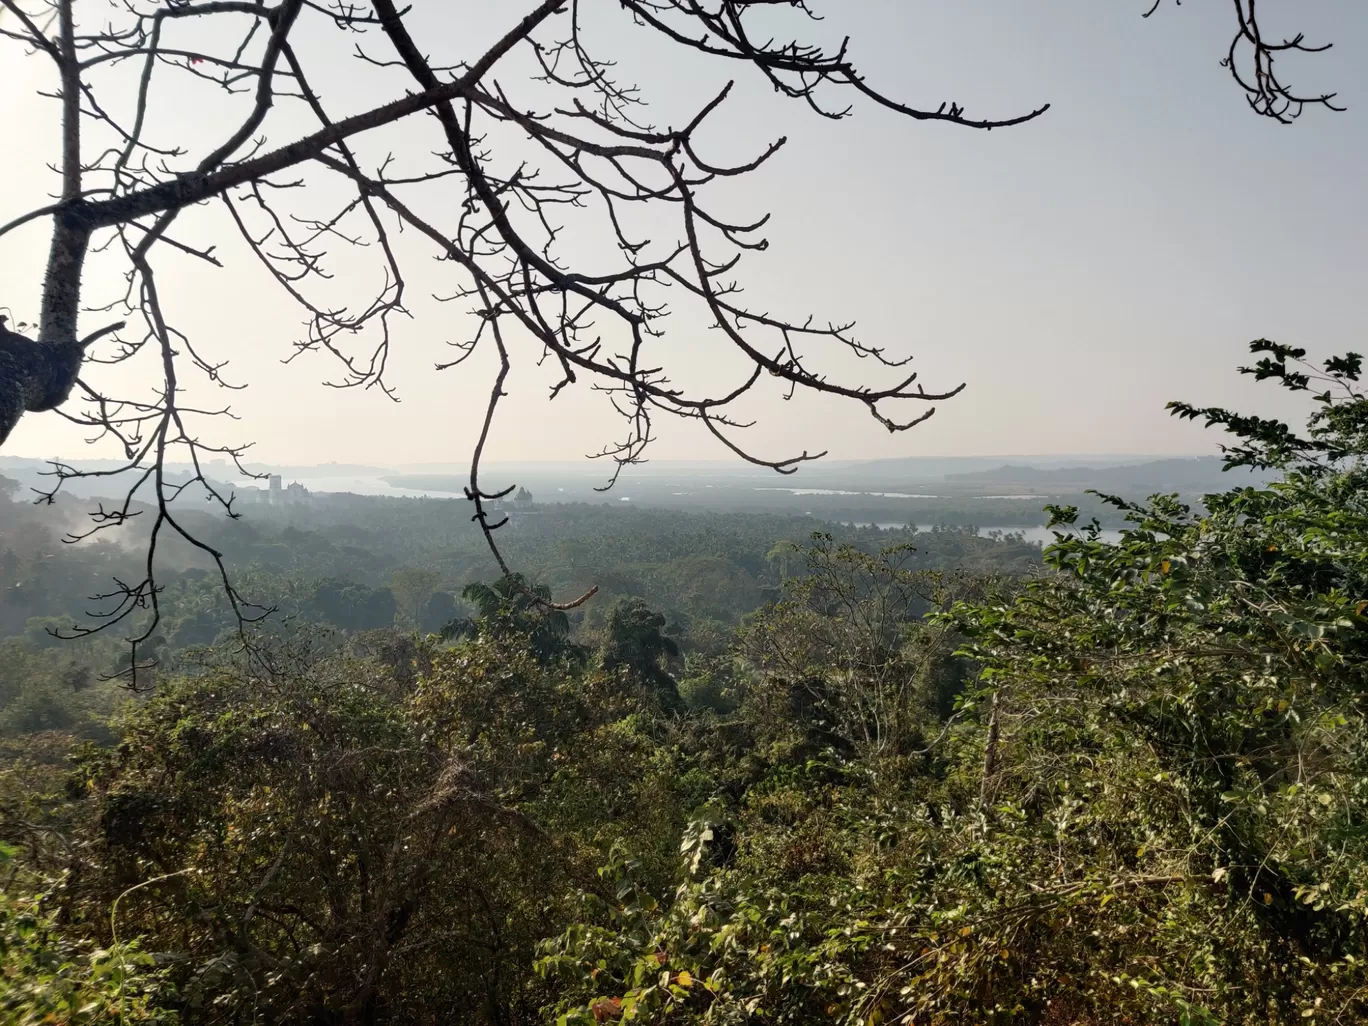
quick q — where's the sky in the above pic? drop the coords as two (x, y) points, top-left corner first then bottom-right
(1, 0), (1365, 471)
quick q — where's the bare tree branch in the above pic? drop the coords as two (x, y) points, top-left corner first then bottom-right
(1146, 0), (1342, 122)
(0, 0), (1340, 676)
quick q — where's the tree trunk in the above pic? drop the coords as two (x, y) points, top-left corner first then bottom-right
(979, 689), (1001, 812)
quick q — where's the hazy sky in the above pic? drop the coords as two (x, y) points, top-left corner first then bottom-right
(2, 1), (1365, 470)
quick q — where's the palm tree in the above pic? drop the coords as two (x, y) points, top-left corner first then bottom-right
(766, 539), (802, 584)
(442, 574), (580, 664)
(600, 598), (683, 712)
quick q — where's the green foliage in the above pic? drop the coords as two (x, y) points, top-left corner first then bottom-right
(0, 889), (176, 1024)
(307, 576), (397, 629)
(677, 656), (743, 715)
(0, 628), (698, 1024)
(389, 566), (442, 625)
(1169, 340), (1367, 472)
(599, 598), (684, 714)
(0, 638), (122, 741)
(416, 589), (457, 634)
(16, 347), (1368, 1023)
(0, 508), (1066, 1024)
(539, 345), (1368, 1026)
(936, 353), (1368, 1018)
(445, 573), (586, 665)
(738, 534), (979, 756)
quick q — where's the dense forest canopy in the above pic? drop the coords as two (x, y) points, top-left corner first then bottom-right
(4, 348), (1368, 1025)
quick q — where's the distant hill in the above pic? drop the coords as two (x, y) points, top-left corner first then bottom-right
(942, 457), (1274, 494)
(801, 454), (1188, 488)
(383, 474), (464, 493)
(238, 461), (396, 478)
(2, 453), (1272, 503)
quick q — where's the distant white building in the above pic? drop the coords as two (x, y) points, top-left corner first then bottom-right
(263, 474), (311, 505)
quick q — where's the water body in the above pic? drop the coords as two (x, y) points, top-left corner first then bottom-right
(756, 487), (941, 498)
(235, 476), (443, 499)
(226, 477), (1123, 545)
(993, 526), (1125, 546)
(849, 523), (1125, 546)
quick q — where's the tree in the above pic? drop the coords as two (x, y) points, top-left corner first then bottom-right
(599, 597), (682, 712)
(446, 574), (583, 665)
(740, 534), (971, 755)
(539, 346), (1368, 1026)
(2, 624), (697, 1024)
(765, 538), (800, 583)
(417, 590), (458, 636)
(936, 341), (1368, 1020)
(307, 577), (396, 630)
(388, 566), (441, 626)
(0, 0), (1340, 677)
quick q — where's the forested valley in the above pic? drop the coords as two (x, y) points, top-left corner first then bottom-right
(2, 0), (1362, 1019)
(4, 350), (1368, 1025)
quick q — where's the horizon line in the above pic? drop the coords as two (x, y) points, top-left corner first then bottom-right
(0, 450), (1220, 468)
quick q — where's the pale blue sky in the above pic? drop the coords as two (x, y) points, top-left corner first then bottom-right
(1, 1), (1364, 467)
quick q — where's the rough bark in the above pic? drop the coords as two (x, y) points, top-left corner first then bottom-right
(0, 314), (123, 446)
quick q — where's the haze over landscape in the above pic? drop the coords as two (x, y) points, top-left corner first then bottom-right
(2, 3), (1367, 1024)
